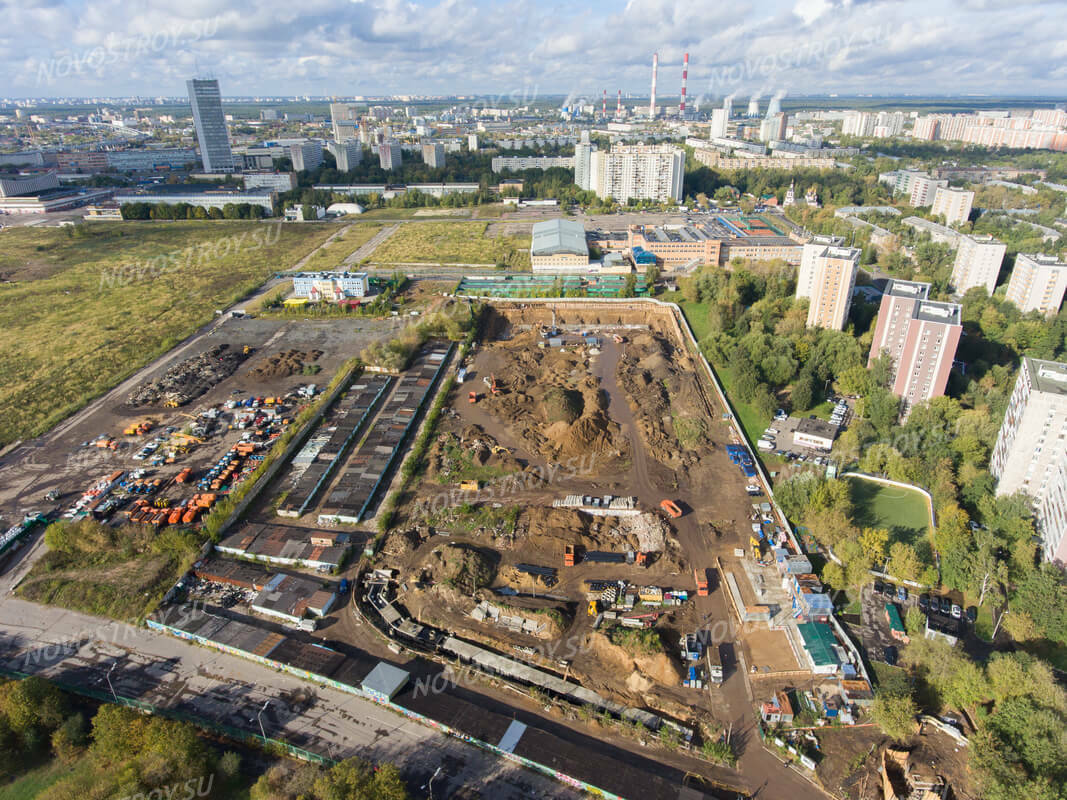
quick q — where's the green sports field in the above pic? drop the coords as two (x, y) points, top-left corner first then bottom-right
(845, 475), (932, 545)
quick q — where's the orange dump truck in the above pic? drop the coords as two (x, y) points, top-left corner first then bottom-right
(694, 568), (709, 597)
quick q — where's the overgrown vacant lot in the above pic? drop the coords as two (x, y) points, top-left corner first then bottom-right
(0, 221), (333, 445)
(370, 220), (531, 267)
(298, 221), (383, 271)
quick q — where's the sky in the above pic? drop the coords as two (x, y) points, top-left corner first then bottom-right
(3, 0), (1066, 100)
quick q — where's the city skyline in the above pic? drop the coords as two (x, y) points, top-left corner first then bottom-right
(7, 0), (1067, 98)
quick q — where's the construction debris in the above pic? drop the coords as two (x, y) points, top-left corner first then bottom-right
(128, 345), (248, 408)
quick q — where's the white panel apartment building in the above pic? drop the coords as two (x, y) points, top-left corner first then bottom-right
(950, 234), (1007, 295)
(327, 140), (362, 172)
(930, 186), (975, 225)
(990, 358), (1067, 563)
(290, 141), (323, 172)
(878, 170), (948, 207)
(378, 142), (402, 170)
(1005, 253), (1067, 315)
(796, 236), (860, 330)
(579, 144), (685, 203)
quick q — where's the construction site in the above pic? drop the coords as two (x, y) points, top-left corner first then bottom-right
(360, 300), (873, 754)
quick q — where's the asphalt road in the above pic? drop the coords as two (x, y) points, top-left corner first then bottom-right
(0, 587), (580, 800)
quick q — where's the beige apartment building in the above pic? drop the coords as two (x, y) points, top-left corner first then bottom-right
(1005, 253), (1067, 315)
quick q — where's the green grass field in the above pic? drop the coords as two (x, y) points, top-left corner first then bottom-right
(845, 475), (932, 545)
(297, 222), (383, 271)
(370, 220), (531, 267)
(0, 222), (334, 445)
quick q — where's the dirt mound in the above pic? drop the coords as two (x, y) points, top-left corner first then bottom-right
(250, 349), (323, 379)
(541, 387), (583, 425)
(587, 631), (683, 694)
(474, 337), (625, 468)
(419, 543), (499, 595)
(381, 527), (424, 559)
(128, 344), (248, 407)
(617, 331), (713, 470)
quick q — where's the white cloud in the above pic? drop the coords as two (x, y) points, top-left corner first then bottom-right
(5, 0), (1067, 97)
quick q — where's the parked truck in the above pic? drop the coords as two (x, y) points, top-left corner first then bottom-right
(707, 645), (724, 684)
(694, 568), (709, 597)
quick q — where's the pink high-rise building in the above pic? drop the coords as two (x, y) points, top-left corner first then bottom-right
(868, 280), (962, 419)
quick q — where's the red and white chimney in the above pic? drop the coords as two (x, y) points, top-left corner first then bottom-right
(680, 52), (689, 114)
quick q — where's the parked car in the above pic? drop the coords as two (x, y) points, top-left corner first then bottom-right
(883, 583), (896, 598)
(951, 604), (962, 619)
(918, 594), (930, 611)
(873, 580), (885, 596)
(965, 606), (978, 623)
(883, 645), (899, 666)
(940, 596), (952, 615)
(896, 586), (909, 603)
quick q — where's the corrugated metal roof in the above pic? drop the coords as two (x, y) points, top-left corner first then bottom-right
(530, 218), (588, 257)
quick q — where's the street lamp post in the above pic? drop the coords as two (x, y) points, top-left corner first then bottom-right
(422, 766), (443, 799)
(105, 663), (118, 702)
(256, 700), (271, 742)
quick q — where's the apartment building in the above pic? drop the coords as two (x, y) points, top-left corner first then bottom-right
(990, 358), (1067, 563)
(930, 186), (975, 225)
(842, 111), (876, 138)
(950, 234), (1006, 295)
(796, 237), (860, 330)
(491, 155), (574, 173)
(290, 141), (323, 173)
(1005, 253), (1067, 316)
(878, 170), (948, 207)
(378, 141), (402, 170)
(421, 142), (445, 168)
(326, 140), (362, 172)
(580, 144), (685, 204)
(868, 280), (962, 418)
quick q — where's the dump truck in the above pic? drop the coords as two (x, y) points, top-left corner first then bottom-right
(660, 499), (683, 518)
(587, 599), (599, 617)
(694, 568), (709, 597)
(459, 480), (480, 492)
(707, 645), (724, 684)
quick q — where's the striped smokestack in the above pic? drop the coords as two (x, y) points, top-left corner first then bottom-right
(650, 52), (658, 118)
(617, 89), (622, 116)
(679, 52), (689, 114)
(602, 89), (606, 117)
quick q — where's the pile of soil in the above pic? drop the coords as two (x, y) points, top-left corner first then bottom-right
(587, 631), (683, 695)
(479, 334), (623, 464)
(381, 527), (425, 559)
(618, 333), (711, 470)
(418, 543), (499, 595)
(128, 344), (248, 407)
(249, 348), (323, 379)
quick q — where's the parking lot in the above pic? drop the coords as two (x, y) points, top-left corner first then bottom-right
(757, 398), (853, 464)
(859, 582), (972, 666)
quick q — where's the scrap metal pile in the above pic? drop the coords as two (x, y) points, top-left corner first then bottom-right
(128, 345), (249, 408)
